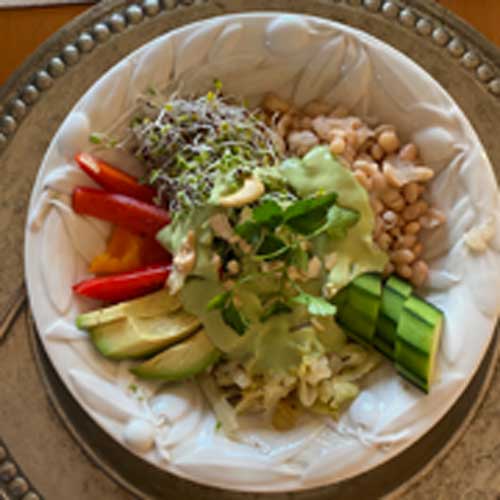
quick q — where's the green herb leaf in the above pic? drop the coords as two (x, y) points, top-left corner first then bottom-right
(260, 300), (292, 321)
(291, 292), (337, 316)
(255, 234), (289, 261)
(221, 300), (248, 336)
(307, 204), (360, 239)
(252, 200), (283, 229)
(284, 192), (338, 235)
(207, 291), (230, 311)
(235, 221), (261, 244)
(325, 205), (360, 239)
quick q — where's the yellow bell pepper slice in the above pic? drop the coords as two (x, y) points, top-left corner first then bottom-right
(90, 226), (143, 275)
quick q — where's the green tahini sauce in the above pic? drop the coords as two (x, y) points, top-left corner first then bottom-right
(157, 146), (387, 375)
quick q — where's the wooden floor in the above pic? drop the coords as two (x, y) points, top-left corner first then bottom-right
(438, 0), (499, 46)
(0, 1), (498, 86)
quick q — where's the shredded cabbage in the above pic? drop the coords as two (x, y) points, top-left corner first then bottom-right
(199, 375), (239, 436)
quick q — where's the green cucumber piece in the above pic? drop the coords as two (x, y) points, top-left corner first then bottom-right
(332, 287), (349, 309)
(336, 273), (382, 343)
(373, 334), (395, 360)
(337, 303), (376, 343)
(340, 326), (373, 350)
(395, 363), (429, 391)
(381, 276), (413, 323)
(348, 274), (382, 315)
(394, 295), (443, 392)
(373, 276), (413, 359)
(375, 313), (397, 344)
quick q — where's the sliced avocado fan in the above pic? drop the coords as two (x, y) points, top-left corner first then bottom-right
(76, 289), (201, 360)
(131, 329), (220, 381)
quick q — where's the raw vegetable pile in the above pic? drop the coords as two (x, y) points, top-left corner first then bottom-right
(71, 87), (444, 433)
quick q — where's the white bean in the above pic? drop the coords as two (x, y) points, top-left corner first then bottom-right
(396, 264), (413, 279)
(391, 249), (416, 264)
(403, 182), (420, 204)
(329, 136), (346, 155)
(399, 143), (418, 162)
(370, 143), (384, 161)
(378, 130), (400, 153)
(382, 210), (398, 228)
(411, 260), (429, 287)
(404, 221), (421, 234)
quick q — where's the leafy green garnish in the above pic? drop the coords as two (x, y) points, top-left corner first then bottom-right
(283, 192), (338, 235)
(252, 200), (283, 229)
(235, 220), (261, 244)
(206, 291), (230, 311)
(255, 235), (289, 261)
(207, 291), (248, 335)
(260, 300), (292, 321)
(291, 292), (337, 316)
(221, 300), (248, 336)
(325, 205), (360, 239)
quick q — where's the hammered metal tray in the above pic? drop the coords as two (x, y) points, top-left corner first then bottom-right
(1, 1), (500, 499)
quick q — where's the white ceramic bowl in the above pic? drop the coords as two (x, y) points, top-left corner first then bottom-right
(25, 12), (500, 493)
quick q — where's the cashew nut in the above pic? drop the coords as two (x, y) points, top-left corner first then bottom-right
(209, 213), (237, 243)
(382, 156), (434, 187)
(174, 230), (196, 274)
(218, 177), (265, 208)
(168, 230), (196, 294)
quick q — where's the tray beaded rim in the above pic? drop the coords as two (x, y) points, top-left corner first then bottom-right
(1, 0), (500, 498)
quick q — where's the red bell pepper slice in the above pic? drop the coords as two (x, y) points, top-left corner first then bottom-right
(72, 187), (170, 238)
(73, 264), (171, 302)
(75, 152), (156, 203)
(141, 237), (173, 267)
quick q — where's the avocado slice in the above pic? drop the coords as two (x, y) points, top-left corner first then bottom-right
(76, 289), (182, 330)
(76, 290), (200, 360)
(90, 310), (201, 360)
(130, 329), (220, 381)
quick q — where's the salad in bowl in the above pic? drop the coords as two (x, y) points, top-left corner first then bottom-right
(71, 86), (444, 433)
(25, 12), (500, 492)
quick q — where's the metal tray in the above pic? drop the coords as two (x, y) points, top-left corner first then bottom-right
(1, 1), (500, 498)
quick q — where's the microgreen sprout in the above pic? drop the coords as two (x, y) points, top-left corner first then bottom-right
(131, 87), (283, 212)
